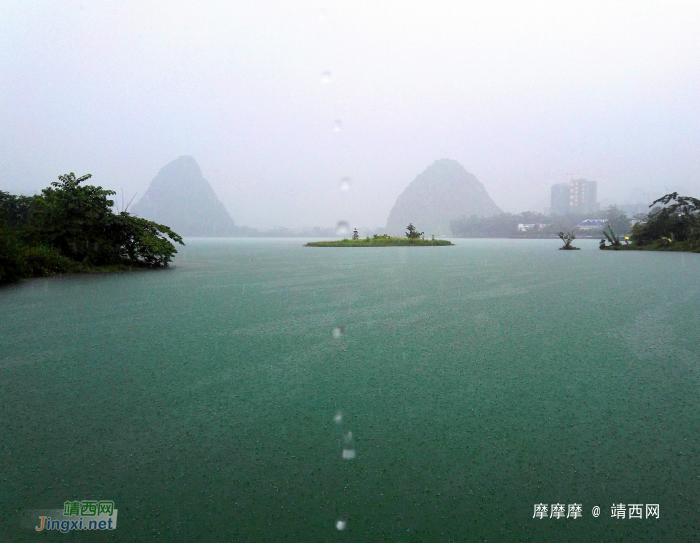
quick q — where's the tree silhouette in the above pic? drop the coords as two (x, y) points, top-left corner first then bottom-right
(405, 223), (423, 239)
(558, 231), (580, 250)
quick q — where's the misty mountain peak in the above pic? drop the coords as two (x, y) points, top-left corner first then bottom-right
(131, 156), (237, 236)
(385, 159), (502, 236)
(153, 155), (202, 184)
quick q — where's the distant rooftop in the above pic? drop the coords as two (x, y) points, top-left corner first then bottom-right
(517, 223), (551, 231)
(576, 219), (606, 230)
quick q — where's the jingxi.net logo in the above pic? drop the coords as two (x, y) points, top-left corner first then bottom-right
(32, 500), (117, 532)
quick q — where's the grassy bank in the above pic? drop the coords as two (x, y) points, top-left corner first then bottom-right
(306, 237), (453, 247)
(601, 239), (700, 253)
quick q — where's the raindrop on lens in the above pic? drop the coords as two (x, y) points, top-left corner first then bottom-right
(333, 119), (342, 132)
(321, 71), (332, 84)
(340, 177), (351, 191)
(332, 326), (345, 339)
(336, 520), (346, 530)
(335, 221), (349, 236)
(342, 430), (355, 459)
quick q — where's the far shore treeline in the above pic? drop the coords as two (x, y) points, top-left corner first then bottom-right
(3, 178), (698, 286)
(449, 207), (633, 238)
(0, 173), (183, 284)
(451, 194), (700, 253)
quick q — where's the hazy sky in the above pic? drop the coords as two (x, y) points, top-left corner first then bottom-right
(2, 1), (699, 229)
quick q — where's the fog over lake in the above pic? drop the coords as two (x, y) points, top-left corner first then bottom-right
(2, 1), (699, 228)
(2, 3), (700, 541)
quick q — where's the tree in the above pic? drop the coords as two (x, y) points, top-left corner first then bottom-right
(0, 173), (184, 282)
(0, 191), (35, 229)
(40, 172), (184, 266)
(652, 192), (700, 215)
(0, 227), (28, 282)
(108, 212), (183, 267)
(449, 211), (584, 238)
(405, 223), (423, 239)
(32, 173), (118, 262)
(558, 231), (580, 250)
(631, 192), (700, 245)
(602, 225), (621, 248)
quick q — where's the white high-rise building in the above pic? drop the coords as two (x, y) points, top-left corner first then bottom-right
(550, 178), (598, 215)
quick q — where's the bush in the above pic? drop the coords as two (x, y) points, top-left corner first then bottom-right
(631, 193), (700, 245)
(1, 172), (184, 284)
(0, 227), (77, 283)
(0, 228), (28, 283)
(22, 245), (76, 276)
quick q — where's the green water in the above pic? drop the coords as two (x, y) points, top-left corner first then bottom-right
(1, 239), (699, 542)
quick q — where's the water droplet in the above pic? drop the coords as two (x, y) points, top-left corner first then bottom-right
(334, 412), (343, 424)
(335, 221), (349, 236)
(333, 119), (342, 132)
(332, 326), (345, 339)
(341, 429), (355, 458)
(340, 177), (351, 191)
(336, 520), (346, 530)
(321, 71), (332, 84)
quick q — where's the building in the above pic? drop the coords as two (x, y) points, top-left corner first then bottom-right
(517, 223), (551, 231)
(550, 178), (598, 214)
(551, 183), (570, 215)
(576, 219), (606, 231)
(570, 179), (597, 214)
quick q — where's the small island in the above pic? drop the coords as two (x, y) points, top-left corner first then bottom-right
(558, 231), (580, 250)
(306, 224), (454, 247)
(600, 193), (700, 253)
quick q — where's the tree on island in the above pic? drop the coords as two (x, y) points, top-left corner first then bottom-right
(0, 172), (184, 283)
(631, 192), (700, 245)
(558, 231), (580, 250)
(601, 225), (625, 249)
(406, 223), (424, 239)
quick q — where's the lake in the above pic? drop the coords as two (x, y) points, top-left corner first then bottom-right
(1, 238), (698, 541)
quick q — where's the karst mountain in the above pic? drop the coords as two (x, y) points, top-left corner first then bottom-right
(131, 156), (237, 236)
(385, 159), (502, 236)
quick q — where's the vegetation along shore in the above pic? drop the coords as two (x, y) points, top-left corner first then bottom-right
(0, 173), (183, 284)
(600, 193), (700, 253)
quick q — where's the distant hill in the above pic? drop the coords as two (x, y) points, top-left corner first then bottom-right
(385, 159), (502, 236)
(131, 156), (237, 236)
